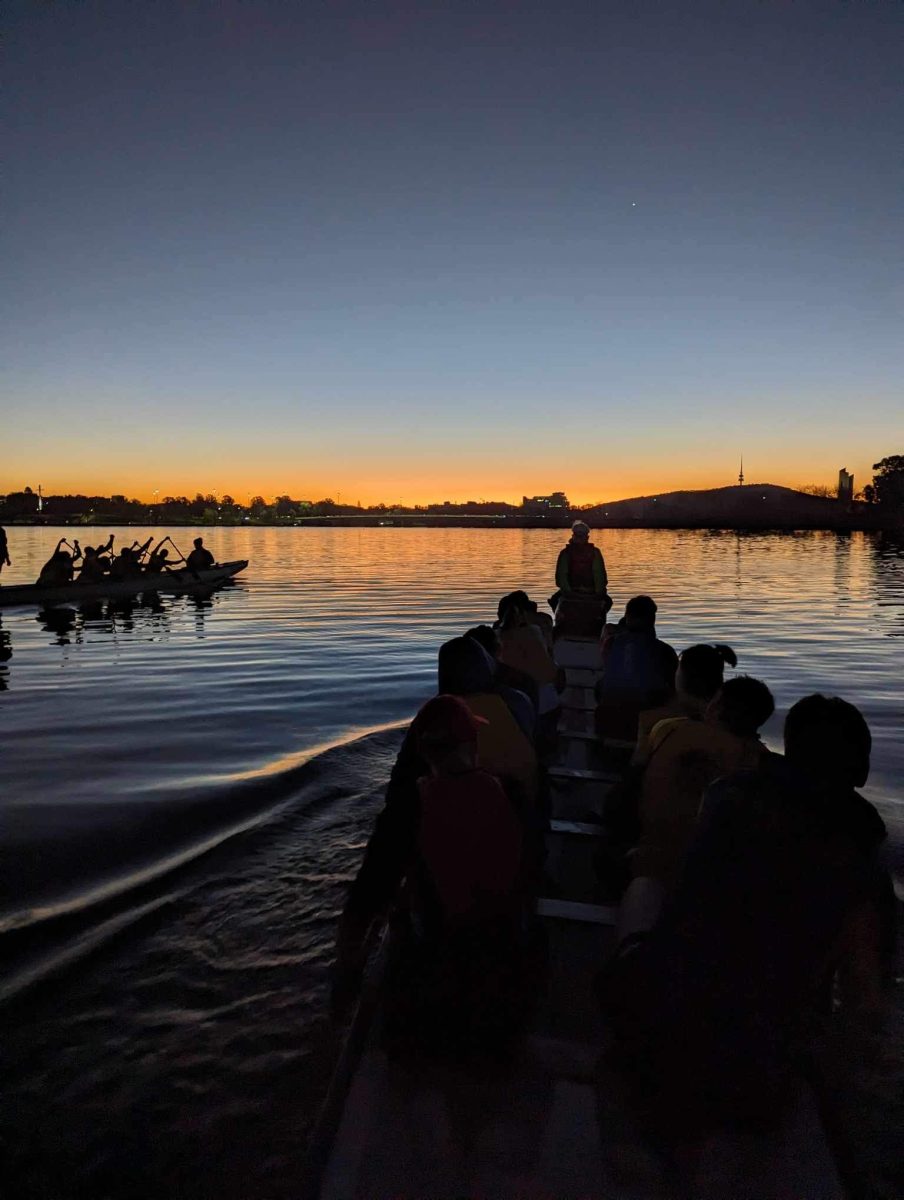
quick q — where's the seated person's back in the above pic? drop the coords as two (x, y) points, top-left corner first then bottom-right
(438, 635), (539, 809)
(597, 597), (677, 740)
(634, 675), (774, 886)
(633, 642), (737, 764)
(186, 538), (215, 570)
(77, 548), (105, 583)
(606, 697), (889, 1132)
(387, 695), (529, 1057)
(496, 601), (559, 718)
(415, 713), (524, 931)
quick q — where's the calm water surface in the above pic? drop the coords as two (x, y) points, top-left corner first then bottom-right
(2, 527), (902, 1198)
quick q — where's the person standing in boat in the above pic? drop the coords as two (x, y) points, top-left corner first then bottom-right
(186, 537), (215, 571)
(555, 520), (608, 597)
(0, 525), (10, 580)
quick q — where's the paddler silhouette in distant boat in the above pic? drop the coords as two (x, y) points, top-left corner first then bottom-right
(551, 520), (612, 635)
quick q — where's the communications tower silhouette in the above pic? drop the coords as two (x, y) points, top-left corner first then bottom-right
(738, 455), (744, 486)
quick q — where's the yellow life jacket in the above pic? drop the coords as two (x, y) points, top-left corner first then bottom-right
(498, 624), (558, 686)
(635, 717), (766, 886)
(462, 692), (539, 808)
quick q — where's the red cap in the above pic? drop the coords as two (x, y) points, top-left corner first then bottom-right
(413, 694), (488, 746)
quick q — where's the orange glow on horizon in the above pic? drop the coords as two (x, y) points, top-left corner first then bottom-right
(0, 460), (872, 508)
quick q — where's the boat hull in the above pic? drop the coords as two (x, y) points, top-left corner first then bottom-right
(0, 560), (249, 609)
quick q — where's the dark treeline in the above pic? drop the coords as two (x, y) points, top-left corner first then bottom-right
(0, 489), (537, 525)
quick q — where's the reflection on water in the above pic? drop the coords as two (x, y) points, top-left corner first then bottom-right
(2, 525), (902, 819)
(0, 616), (11, 691)
(873, 534), (904, 636)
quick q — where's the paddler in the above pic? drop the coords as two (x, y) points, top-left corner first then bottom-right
(108, 545), (144, 580)
(186, 537), (215, 571)
(77, 545), (106, 583)
(36, 538), (81, 586)
(145, 540), (182, 575)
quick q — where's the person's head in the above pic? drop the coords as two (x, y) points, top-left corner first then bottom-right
(624, 595), (658, 633)
(784, 695), (871, 789)
(497, 590), (537, 622)
(437, 635), (496, 696)
(83, 546), (96, 558)
(708, 676), (774, 737)
(465, 624), (499, 657)
(159, 548), (169, 560)
(194, 537), (203, 549)
(413, 694), (487, 775)
(571, 520), (590, 542)
(676, 643), (737, 701)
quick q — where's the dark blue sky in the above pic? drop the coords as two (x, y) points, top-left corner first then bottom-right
(4, 0), (902, 501)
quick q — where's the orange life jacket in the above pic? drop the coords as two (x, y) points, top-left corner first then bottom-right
(417, 770), (522, 925)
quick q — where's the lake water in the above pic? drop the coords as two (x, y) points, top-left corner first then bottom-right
(2, 526), (902, 1198)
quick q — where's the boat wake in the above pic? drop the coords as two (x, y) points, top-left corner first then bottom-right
(0, 723), (406, 1003)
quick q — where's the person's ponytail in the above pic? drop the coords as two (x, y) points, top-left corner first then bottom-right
(713, 644), (737, 669)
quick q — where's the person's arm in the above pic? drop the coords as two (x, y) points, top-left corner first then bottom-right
(593, 548), (608, 593)
(330, 728), (423, 1016)
(833, 901), (885, 1021)
(555, 548), (569, 591)
(71, 541), (82, 563)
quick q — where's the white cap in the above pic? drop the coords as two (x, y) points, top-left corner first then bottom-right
(571, 520), (590, 536)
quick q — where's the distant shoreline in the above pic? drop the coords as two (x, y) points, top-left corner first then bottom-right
(5, 514), (897, 533)
(4, 481), (898, 533)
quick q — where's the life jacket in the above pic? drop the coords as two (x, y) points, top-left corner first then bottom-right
(416, 770), (523, 927)
(566, 541), (597, 590)
(461, 691), (539, 808)
(497, 624), (558, 686)
(635, 717), (768, 886)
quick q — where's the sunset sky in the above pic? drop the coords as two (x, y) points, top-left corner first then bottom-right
(3, 1), (902, 505)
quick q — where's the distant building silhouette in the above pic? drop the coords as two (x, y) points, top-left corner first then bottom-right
(837, 467), (854, 505)
(522, 491), (570, 515)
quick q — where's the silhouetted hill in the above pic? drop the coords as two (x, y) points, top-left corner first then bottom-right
(583, 483), (880, 530)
